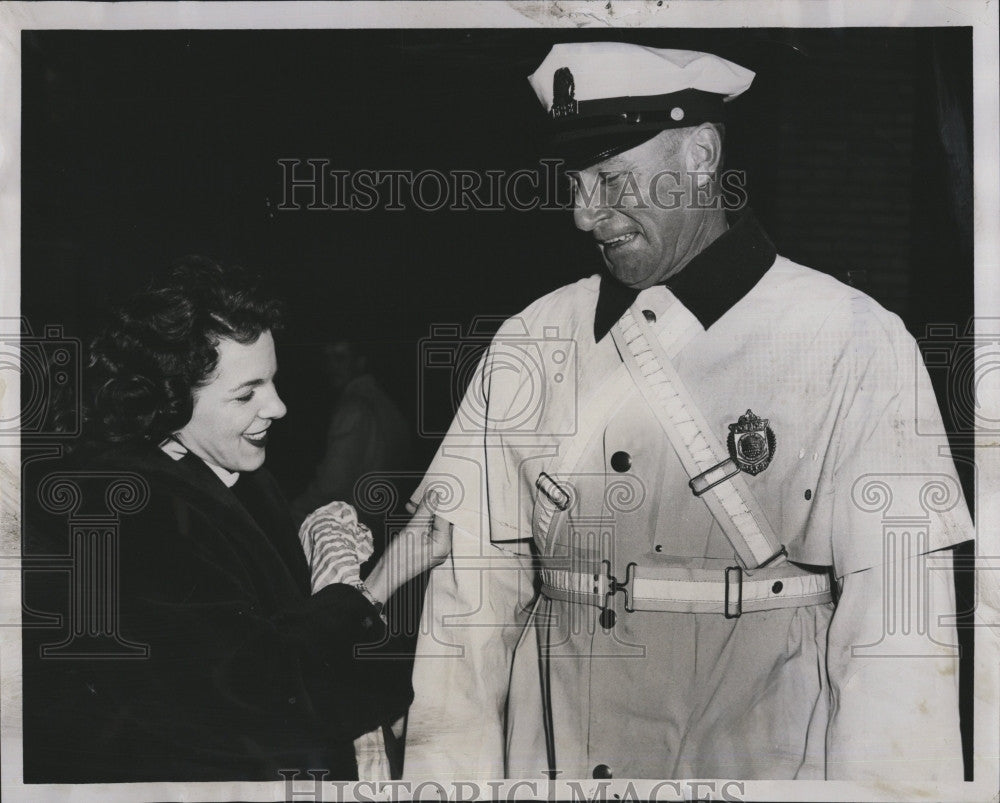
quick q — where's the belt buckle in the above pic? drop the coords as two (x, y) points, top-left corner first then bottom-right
(724, 565), (743, 619)
(599, 560), (637, 623)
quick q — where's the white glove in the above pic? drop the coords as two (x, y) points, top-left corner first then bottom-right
(298, 501), (374, 593)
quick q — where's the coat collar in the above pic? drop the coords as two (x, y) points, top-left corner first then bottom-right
(159, 436), (239, 487)
(593, 209), (777, 342)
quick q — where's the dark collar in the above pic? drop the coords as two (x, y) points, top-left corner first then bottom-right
(593, 210), (777, 342)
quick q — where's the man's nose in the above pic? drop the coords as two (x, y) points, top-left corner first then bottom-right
(573, 198), (612, 232)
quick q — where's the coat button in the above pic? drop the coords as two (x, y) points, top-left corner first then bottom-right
(642, 309), (657, 323)
(610, 451), (631, 472)
(593, 764), (613, 779)
(599, 608), (616, 629)
(772, 581), (783, 594)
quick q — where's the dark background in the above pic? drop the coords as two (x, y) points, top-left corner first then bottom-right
(20, 27), (976, 777)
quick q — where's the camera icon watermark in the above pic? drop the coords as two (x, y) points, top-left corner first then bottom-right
(0, 317), (81, 438)
(916, 318), (1000, 436)
(417, 316), (577, 438)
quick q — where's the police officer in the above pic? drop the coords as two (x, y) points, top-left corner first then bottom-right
(403, 42), (971, 785)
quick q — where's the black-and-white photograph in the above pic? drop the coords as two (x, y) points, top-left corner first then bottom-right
(1, 2), (997, 801)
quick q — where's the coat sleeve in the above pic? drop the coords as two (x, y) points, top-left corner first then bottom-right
(826, 549), (964, 783)
(826, 295), (973, 575)
(402, 335), (541, 779)
(824, 296), (970, 782)
(403, 526), (536, 780)
(113, 496), (413, 757)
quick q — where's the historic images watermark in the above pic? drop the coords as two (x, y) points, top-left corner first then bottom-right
(27, 471), (151, 658)
(276, 159), (749, 213)
(278, 771), (747, 802)
(849, 472), (967, 658)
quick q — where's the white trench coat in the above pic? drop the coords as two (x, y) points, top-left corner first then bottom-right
(404, 246), (970, 784)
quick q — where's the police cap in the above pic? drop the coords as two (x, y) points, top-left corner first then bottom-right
(528, 42), (755, 170)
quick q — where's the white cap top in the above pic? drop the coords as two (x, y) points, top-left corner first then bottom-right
(529, 42), (755, 111)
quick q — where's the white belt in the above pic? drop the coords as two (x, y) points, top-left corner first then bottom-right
(540, 562), (833, 618)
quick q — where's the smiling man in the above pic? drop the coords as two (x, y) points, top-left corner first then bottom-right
(404, 42), (972, 785)
(572, 128), (727, 290)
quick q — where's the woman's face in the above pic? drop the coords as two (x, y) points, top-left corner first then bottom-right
(175, 330), (286, 473)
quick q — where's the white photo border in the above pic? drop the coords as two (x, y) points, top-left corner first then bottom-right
(1, 2), (997, 801)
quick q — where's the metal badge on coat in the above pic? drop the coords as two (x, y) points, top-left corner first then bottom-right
(727, 409), (776, 475)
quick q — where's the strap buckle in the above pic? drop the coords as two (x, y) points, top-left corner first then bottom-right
(724, 565), (743, 619)
(756, 544), (788, 569)
(739, 544), (788, 576)
(689, 458), (741, 497)
(536, 472), (570, 511)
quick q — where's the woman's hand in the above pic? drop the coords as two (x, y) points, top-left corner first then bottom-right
(406, 489), (452, 570)
(298, 500), (374, 593)
(365, 490), (453, 606)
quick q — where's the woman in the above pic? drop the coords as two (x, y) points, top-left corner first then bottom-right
(22, 257), (449, 782)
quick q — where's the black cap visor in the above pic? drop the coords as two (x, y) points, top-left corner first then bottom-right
(548, 89), (726, 171)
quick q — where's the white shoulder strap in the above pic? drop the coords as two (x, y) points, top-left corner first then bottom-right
(611, 304), (785, 569)
(531, 302), (703, 554)
(531, 360), (633, 553)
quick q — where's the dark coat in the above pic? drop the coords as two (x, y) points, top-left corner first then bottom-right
(22, 445), (413, 783)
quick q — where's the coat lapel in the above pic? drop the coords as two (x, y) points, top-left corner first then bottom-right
(138, 449), (310, 604)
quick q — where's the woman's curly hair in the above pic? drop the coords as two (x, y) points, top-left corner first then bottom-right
(82, 256), (283, 445)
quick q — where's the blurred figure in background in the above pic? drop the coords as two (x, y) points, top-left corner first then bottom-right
(291, 340), (412, 540)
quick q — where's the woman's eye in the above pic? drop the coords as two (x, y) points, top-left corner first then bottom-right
(234, 392), (254, 404)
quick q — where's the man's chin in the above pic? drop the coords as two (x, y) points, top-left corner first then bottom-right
(603, 255), (651, 287)
(607, 268), (657, 290)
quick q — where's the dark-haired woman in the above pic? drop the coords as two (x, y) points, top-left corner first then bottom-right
(22, 258), (449, 783)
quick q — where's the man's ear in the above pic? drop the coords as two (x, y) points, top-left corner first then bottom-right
(684, 123), (723, 187)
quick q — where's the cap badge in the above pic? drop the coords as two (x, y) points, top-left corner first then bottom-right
(727, 409), (776, 475)
(552, 67), (578, 118)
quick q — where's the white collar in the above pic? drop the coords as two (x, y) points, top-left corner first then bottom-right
(158, 437), (240, 488)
